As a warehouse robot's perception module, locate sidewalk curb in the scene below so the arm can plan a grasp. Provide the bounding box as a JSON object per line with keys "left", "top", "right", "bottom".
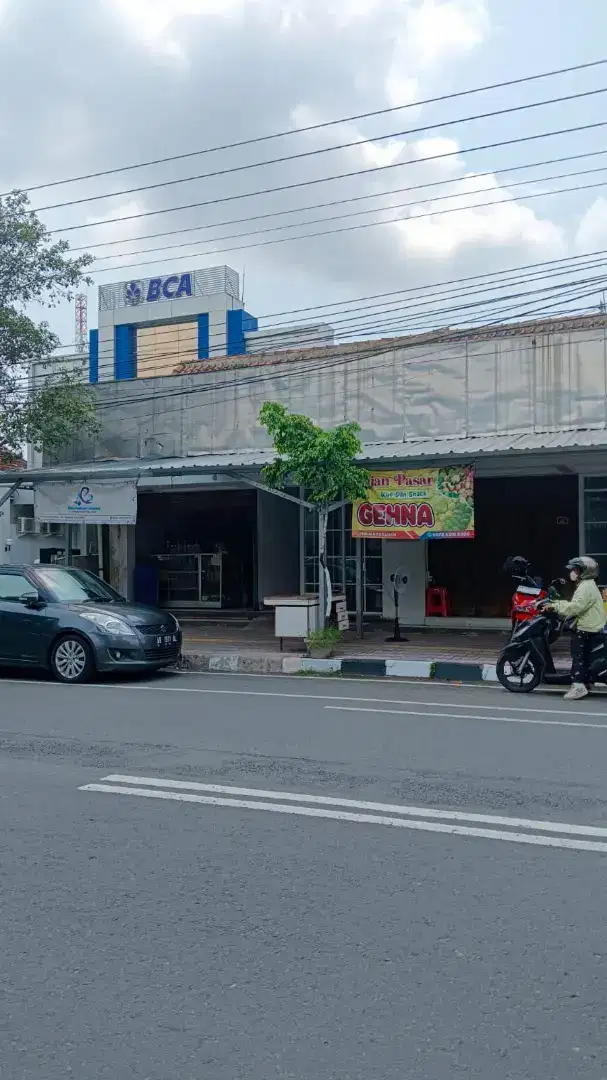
{"left": 179, "top": 651, "right": 499, "bottom": 683}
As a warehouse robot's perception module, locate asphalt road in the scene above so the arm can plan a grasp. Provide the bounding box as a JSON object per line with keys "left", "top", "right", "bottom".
{"left": 2, "top": 669, "right": 607, "bottom": 1079}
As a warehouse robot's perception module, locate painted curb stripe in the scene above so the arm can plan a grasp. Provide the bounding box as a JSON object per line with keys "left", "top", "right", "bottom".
{"left": 432, "top": 661, "right": 484, "bottom": 682}
{"left": 182, "top": 653, "right": 499, "bottom": 683}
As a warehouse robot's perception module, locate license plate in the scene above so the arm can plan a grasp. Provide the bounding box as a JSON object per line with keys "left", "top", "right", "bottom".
{"left": 156, "top": 634, "right": 177, "bottom": 647}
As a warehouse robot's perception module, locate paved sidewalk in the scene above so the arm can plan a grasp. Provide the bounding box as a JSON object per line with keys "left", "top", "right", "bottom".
{"left": 178, "top": 615, "right": 570, "bottom": 683}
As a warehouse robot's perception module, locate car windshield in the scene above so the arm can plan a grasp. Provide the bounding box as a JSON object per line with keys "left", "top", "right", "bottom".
{"left": 34, "top": 567, "right": 125, "bottom": 604}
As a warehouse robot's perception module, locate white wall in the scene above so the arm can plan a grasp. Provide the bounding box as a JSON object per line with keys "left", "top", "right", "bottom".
{"left": 245, "top": 323, "right": 334, "bottom": 353}
{"left": 382, "top": 539, "right": 427, "bottom": 624}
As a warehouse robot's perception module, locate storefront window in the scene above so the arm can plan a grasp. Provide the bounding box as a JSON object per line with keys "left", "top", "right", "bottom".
{"left": 302, "top": 504, "right": 383, "bottom": 613}
{"left": 584, "top": 478, "right": 607, "bottom": 583}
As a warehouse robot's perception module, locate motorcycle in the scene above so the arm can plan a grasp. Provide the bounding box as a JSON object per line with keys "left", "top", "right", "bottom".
{"left": 503, "top": 555, "right": 548, "bottom": 632}
{"left": 496, "top": 586, "right": 607, "bottom": 693}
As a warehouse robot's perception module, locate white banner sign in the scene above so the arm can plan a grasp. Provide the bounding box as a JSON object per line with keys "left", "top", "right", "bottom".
{"left": 35, "top": 481, "right": 137, "bottom": 525}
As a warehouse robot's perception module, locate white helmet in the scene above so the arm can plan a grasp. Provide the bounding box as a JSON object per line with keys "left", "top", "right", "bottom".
{"left": 566, "top": 556, "right": 599, "bottom": 579}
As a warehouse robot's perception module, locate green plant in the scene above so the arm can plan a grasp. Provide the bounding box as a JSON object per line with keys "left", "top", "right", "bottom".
{"left": 307, "top": 626, "right": 343, "bottom": 651}
{"left": 259, "top": 402, "right": 370, "bottom": 627}
{"left": 0, "top": 190, "right": 98, "bottom": 456}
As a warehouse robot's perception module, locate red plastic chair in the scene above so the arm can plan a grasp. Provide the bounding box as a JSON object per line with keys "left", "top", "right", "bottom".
{"left": 426, "top": 586, "right": 450, "bottom": 617}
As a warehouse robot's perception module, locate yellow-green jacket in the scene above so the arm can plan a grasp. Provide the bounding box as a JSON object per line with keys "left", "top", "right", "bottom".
{"left": 552, "top": 579, "right": 607, "bottom": 633}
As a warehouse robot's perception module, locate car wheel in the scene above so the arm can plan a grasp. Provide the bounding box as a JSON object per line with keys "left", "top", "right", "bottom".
{"left": 50, "top": 634, "right": 94, "bottom": 684}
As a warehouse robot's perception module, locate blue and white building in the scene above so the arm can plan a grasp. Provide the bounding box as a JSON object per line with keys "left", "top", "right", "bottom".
{"left": 90, "top": 264, "right": 333, "bottom": 382}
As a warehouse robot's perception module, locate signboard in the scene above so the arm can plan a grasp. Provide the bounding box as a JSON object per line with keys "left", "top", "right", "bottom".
{"left": 35, "top": 481, "right": 137, "bottom": 525}
{"left": 124, "top": 272, "right": 193, "bottom": 306}
{"left": 352, "top": 467, "right": 474, "bottom": 540}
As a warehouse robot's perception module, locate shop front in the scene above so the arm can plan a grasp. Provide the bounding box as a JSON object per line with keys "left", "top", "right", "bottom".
{"left": 301, "top": 456, "right": 584, "bottom": 628}
{"left": 135, "top": 489, "right": 258, "bottom": 609}
{"left": 17, "top": 437, "right": 607, "bottom": 629}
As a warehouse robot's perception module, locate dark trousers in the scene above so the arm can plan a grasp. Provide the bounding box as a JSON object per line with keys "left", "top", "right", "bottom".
{"left": 570, "top": 630, "right": 605, "bottom": 684}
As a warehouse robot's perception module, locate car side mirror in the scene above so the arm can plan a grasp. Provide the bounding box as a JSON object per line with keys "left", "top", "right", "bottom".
{"left": 19, "top": 592, "right": 44, "bottom": 609}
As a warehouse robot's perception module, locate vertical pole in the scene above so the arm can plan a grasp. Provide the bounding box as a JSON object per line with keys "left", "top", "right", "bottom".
{"left": 299, "top": 489, "right": 305, "bottom": 594}
{"left": 355, "top": 537, "right": 363, "bottom": 638}
{"left": 318, "top": 507, "right": 327, "bottom": 630}
{"left": 97, "top": 524, "right": 104, "bottom": 578}
{"left": 578, "top": 473, "right": 585, "bottom": 555}
{"left": 340, "top": 501, "right": 346, "bottom": 599}
{"left": 66, "top": 524, "right": 72, "bottom": 567}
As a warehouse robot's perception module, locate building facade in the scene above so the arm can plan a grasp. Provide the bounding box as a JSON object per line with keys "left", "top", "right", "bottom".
{"left": 13, "top": 278, "right": 607, "bottom": 627}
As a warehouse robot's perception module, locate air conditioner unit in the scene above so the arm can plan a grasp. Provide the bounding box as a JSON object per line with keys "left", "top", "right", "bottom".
{"left": 17, "top": 517, "right": 36, "bottom": 535}
{"left": 39, "top": 522, "right": 64, "bottom": 538}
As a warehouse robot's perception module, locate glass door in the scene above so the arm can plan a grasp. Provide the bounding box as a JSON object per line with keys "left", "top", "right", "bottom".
{"left": 303, "top": 505, "right": 383, "bottom": 614}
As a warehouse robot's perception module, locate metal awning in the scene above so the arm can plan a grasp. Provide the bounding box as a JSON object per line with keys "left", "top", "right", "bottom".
{"left": 6, "top": 427, "right": 607, "bottom": 487}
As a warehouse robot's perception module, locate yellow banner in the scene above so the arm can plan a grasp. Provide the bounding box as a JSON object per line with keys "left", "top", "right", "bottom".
{"left": 352, "top": 467, "right": 474, "bottom": 540}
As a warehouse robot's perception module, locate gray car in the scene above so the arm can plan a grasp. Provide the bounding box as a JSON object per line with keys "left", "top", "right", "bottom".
{"left": 0, "top": 564, "right": 181, "bottom": 683}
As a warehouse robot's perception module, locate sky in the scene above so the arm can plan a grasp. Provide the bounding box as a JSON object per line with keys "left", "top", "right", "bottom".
{"left": 2, "top": 0, "right": 607, "bottom": 355}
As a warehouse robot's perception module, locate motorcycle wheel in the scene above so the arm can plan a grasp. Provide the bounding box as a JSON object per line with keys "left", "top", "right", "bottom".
{"left": 496, "top": 653, "right": 541, "bottom": 693}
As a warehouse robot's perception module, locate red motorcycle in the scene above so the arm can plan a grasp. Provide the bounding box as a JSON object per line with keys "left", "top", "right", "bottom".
{"left": 503, "top": 556, "right": 549, "bottom": 631}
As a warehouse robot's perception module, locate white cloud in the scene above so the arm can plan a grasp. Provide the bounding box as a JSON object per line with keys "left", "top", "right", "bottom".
{"left": 412, "top": 136, "right": 462, "bottom": 173}
{"left": 0, "top": 0, "right": 588, "bottom": 342}
{"left": 574, "top": 197, "right": 607, "bottom": 253}
{"left": 398, "top": 190, "right": 565, "bottom": 259}
{"left": 384, "top": 0, "right": 489, "bottom": 108}
{"left": 406, "top": 0, "right": 489, "bottom": 70}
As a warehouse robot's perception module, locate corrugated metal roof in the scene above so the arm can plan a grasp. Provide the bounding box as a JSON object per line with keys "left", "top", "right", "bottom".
{"left": 18, "top": 448, "right": 277, "bottom": 483}
{"left": 362, "top": 429, "right": 607, "bottom": 461}
{"left": 15, "top": 428, "right": 607, "bottom": 484}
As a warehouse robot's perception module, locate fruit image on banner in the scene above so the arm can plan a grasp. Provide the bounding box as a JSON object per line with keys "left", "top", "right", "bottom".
{"left": 352, "top": 466, "right": 475, "bottom": 540}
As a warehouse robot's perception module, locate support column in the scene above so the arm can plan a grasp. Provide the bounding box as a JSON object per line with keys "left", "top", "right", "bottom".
{"left": 355, "top": 538, "right": 363, "bottom": 638}
{"left": 108, "top": 525, "right": 136, "bottom": 598}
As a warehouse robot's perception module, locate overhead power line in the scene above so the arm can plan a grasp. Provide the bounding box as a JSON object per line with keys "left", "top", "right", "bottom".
{"left": 88, "top": 170, "right": 607, "bottom": 271}
{"left": 48, "top": 246, "right": 607, "bottom": 354}
{"left": 92, "top": 292, "right": 607, "bottom": 422}
{"left": 33, "top": 85, "right": 607, "bottom": 214}
{"left": 21, "top": 269, "right": 607, "bottom": 393}
{"left": 9, "top": 57, "right": 607, "bottom": 198}
{"left": 68, "top": 148, "right": 607, "bottom": 255}
{"left": 37, "top": 266, "right": 605, "bottom": 387}
{"left": 50, "top": 119, "right": 607, "bottom": 236}
{"left": 90, "top": 176, "right": 607, "bottom": 278}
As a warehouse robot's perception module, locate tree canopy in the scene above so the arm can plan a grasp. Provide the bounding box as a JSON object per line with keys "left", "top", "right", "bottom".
{"left": 0, "top": 190, "right": 98, "bottom": 456}
{"left": 259, "top": 401, "right": 369, "bottom": 505}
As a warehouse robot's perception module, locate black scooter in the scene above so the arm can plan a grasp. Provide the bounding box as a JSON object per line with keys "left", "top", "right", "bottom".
{"left": 496, "top": 587, "right": 607, "bottom": 693}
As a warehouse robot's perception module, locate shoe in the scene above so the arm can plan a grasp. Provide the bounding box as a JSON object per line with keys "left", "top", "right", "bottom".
{"left": 564, "top": 683, "right": 589, "bottom": 700}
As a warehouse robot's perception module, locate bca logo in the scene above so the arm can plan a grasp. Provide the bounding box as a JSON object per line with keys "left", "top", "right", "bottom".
{"left": 124, "top": 273, "right": 192, "bottom": 305}
{"left": 124, "top": 281, "right": 143, "bottom": 305}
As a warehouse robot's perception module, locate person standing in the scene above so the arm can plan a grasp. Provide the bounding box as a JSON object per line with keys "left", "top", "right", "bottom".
{"left": 549, "top": 557, "right": 606, "bottom": 700}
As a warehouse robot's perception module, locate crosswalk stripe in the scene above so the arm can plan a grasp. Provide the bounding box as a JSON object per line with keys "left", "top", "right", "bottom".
{"left": 78, "top": 777, "right": 607, "bottom": 853}
{"left": 98, "top": 774, "right": 607, "bottom": 838}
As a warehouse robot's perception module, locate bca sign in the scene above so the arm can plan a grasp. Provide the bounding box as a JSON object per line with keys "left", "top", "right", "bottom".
{"left": 124, "top": 272, "right": 192, "bottom": 306}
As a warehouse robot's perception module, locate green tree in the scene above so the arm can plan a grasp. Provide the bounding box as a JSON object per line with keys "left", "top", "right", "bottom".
{"left": 0, "top": 190, "right": 98, "bottom": 457}
{"left": 259, "top": 401, "right": 370, "bottom": 625}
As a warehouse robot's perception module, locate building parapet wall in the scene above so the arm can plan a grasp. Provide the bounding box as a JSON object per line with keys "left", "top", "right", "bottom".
{"left": 49, "top": 314, "right": 607, "bottom": 466}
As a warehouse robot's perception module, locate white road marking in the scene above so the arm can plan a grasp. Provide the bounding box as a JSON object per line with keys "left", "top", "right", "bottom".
{"left": 79, "top": 782, "right": 607, "bottom": 853}
{"left": 324, "top": 704, "right": 607, "bottom": 730}
{"left": 7, "top": 676, "right": 607, "bottom": 720}
{"left": 100, "top": 775, "right": 607, "bottom": 837}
